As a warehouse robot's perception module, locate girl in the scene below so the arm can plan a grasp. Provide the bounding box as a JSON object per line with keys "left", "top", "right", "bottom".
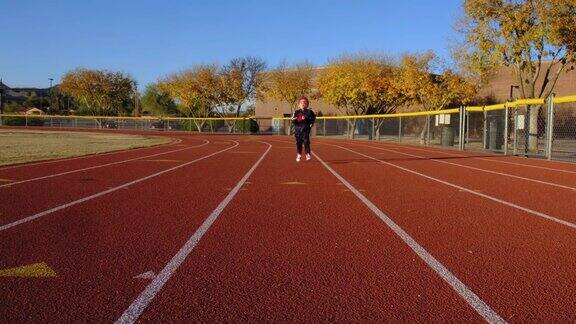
{"left": 291, "top": 96, "right": 316, "bottom": 162}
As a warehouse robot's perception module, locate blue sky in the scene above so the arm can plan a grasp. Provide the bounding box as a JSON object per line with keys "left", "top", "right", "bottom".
{"left": 0, "top": 0, "right": 464, "bottom": 88}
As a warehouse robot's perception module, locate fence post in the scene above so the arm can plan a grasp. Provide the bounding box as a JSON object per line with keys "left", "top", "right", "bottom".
{"left": 546, "top": 94, "right": 555, "bottom": 160}
{"left": 323, "top": 119, "right": 326, "bottom": 137}
{"left": 458, "top": 106, "right": 466, "bottom": 151}
{"left": 482, "top": 108, "right": 487, "bottom": 149}
{"left": 398, "top": 116, "right": 402, "bottom": 142}
{"left": 524, "top": 106, "right": 530, "bottom": 156}
{"left": 504, "top": 106, "right": 509, "bottom": 155}
{"left": 513, "top": 109, "right": 518, "bottom": 155}
{"left": 426, "top": 115, "right": 431, "bottom": 145}
{"left": 466, "top": 110, "right": 470, "bottom": 149}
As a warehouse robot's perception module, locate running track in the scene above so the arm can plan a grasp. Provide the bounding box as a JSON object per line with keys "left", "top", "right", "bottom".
{"left": 1, "top": 130, "right": 575, "bottom": 322}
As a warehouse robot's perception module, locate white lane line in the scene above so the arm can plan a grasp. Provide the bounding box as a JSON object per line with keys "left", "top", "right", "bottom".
{"left": 116, "top": 142, "right": 272, "bottom": 324}
{"left": 475, "top": 157, "right": 576, "bottom": 174}
{"left": 372, "top": 141, "right": 576, "bottom": 175}
{"left": 0, "top": 140, "right": 210, "bottom": 189}
{"left": 0, "top": 141, "right": 240, "bottom": 232}
{"left": 329, "top": 144, "right": 576, "bottom": 230}
{"left": 313, "top": 151, "right": 505, "bottom": 324}
{"left": 0, "top": 137, "right": 183, "bottom": 171}
{"left": 351, "top": 143, "right": 576, "bottom": 191}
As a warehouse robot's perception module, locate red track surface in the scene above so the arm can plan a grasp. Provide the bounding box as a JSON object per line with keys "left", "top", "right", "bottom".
{"left": 1, "top": 130, "right": 575, "bottom": 322}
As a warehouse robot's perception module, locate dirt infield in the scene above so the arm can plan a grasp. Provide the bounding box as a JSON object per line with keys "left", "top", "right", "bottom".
{"left": 0, "top": 130, "right": 172, "bottom": 166}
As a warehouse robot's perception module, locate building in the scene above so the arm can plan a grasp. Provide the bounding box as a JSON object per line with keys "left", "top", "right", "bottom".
{"left": 14, "top": 107, "right": 45, "bottom": 115}
{"left": 478, "top": 63, "right": 576, "bottom": 102}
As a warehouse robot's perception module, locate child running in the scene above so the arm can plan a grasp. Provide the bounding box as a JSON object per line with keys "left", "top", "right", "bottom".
{"left": 291, "top": 96, "right": 316, "bottom": 162}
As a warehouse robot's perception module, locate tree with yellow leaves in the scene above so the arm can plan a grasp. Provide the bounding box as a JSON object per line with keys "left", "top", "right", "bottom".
{"left": 317, "top": 54, "right": 407, "bottom": 139}
{"left": 158, "top": 65, "right": 220, "bottom": 132}
{"left": 457, "top": 0, "right": 576, "bottom": 152}
{"left": 217, "top": 57, "right": 266, "bottom": 132}
{"left": 263, "top": 61, "right": 315, "bottom": 114}
{"left": 60, "top": 68, "right": 136, "bottom": 126}
{"left": 220, "top": 57, "right": 267, "bottom": 117}
{"left": 397, "top": 51, "right": 477, "bottom": 143}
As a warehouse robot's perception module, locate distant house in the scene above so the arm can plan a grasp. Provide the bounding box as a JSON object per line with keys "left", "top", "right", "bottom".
{"left": 15, "top": 107, "right": 45, "bottom": 115}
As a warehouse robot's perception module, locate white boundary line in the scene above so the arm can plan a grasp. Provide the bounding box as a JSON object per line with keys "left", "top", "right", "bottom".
{"left": 313, "top": 151, "right": 505, "bottom": 324}
{"left": 328, "top": 143, "right": 576, "bottom": 231}
{"left": 116, "top": 142, "right": 272, "bottom": 324}
{"left": 369, "top": 141, "right": 576, "bottom": 175}
{"left": 0, "top": 136, "right": 184, "bottom": 171}
{"left": 350, "top": 142, "right": 576, "bottom": 191}
{"left": 0, "top": 141, "right": 240, "bottom": 232}
{"left": 0, "top": 140, "right": 210, "bottom": 188}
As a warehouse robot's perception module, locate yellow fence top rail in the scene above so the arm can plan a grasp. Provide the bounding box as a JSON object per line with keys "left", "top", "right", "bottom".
{"left": 554, "top": 95, "right": 576, "bottom": 104}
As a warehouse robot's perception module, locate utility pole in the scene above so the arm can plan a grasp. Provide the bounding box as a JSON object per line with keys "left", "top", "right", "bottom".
{"left": 133, "top": 84, "right": 140, "bottom": 117}
{"left": 48, "top": 78, "right": 54, "bottom": 114}
{"left": 0, "top": 78, "right": 4, "bottom": 114}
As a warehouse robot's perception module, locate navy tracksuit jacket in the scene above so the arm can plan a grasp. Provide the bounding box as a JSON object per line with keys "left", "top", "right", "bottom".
{"left": 292, "top": 108, "right": 316, "bottom": 154}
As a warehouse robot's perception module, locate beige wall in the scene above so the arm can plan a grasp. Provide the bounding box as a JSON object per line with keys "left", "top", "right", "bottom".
{"left": 255, "top": 98, "right": 340, "bottom": 118}
{"left": 478, "top": 63, "right": 576, "bottom": 102}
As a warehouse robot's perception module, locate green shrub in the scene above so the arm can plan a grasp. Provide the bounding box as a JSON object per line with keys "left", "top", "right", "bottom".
{"left": 181, "top": 120, "right": 199, "bottom": 131}
{"left": 1, "top": 116, "right": 45, "bottom": 126}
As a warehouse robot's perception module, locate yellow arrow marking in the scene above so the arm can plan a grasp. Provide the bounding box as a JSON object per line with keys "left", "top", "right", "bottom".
{"left": 0, "top": 262, "right": 57, "bottom": 278}
{"left": 281, "top": 181, "right": 307, "bottom": 185}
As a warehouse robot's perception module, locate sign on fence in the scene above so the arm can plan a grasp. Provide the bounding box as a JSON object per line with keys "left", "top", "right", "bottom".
{"left": 435, "top": 114, "right": 451, "bottom": 126}
{"left": 517, "top": 114, "right": 525, "bottom": 130}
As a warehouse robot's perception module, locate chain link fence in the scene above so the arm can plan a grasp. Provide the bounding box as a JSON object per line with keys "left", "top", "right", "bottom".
{"left": 460, "top": 96, "right": 576, "bottom": 162}
{"left": 512, "top": 104, "right": 548, "bottom": 157}
{"left": 312, "top": 110, "right": 463, "bottom": 150}
{"left": 0, "top": 115, "right": 278, "bottom": 135}
{"left": 2, "top": 95, "right": 576, "bottom": 162}
{"left": 550, "top": 100, "right": 576, "bottom": 161}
